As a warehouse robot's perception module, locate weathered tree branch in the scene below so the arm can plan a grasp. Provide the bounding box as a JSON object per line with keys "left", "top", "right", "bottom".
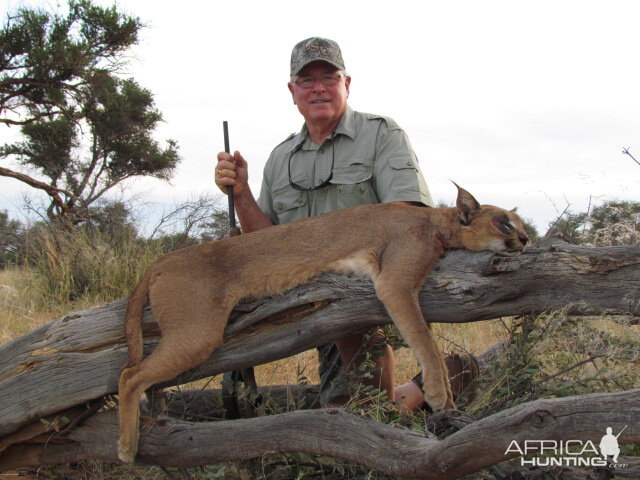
{"left": 0, "top": 239, "right": 638, "bottom": 475}
{"left": 1, "top": 390, "right": 638, "bottom": 479}
{"left": 0, "top": 165, "right": 80, "bottom": 213}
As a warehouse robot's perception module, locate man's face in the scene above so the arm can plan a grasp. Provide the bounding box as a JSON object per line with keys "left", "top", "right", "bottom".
{"left": 288, "top": 61, "right": 351, "bottom": 127}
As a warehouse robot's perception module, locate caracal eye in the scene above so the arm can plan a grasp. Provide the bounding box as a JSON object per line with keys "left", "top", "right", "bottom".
{"left": 492, "top": 219, "right": 512, "bottom": 235}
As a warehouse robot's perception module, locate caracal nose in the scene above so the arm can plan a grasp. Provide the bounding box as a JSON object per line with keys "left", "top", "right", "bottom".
{"left": 518, "top": 232, "right": 529, "bottom": 246}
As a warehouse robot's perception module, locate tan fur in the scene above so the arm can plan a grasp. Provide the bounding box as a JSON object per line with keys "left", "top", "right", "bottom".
{"left": 117, "top": 186, "right": 529, "bottom": 463}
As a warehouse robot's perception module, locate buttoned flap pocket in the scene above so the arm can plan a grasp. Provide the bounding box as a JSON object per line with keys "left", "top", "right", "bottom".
{"left": 272, "top": 182, "right": 307, "bottom": 223}
{"left": 388, "top": 155, "right": 417, "bottom": 171}
{"left": 387, "top": 155, "right": 421, "bottom": 192}
{"left": 330, "top": 160, "right": 373, "bottom": 189}
{"left": 330, "top": 160, "right": 376, "bottom": 207}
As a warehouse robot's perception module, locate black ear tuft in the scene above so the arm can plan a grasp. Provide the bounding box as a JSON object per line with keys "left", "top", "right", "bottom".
{"left": 452, "top": 181, "right": 481, "bottom": 225}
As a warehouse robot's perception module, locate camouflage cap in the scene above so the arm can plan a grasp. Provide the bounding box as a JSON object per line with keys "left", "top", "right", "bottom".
{"left": 290, "top": 37, "right": 346, "bottom": 76}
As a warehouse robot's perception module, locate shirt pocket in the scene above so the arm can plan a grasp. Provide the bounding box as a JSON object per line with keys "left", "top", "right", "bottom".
{"left": 387, "top": 155, "right": 420, "bottom": 192}
{"left": 330, "top": 160, "right": 377, "bottom": 209}
{"left": 271, "top": 182, "right": 308, "bottom": 224}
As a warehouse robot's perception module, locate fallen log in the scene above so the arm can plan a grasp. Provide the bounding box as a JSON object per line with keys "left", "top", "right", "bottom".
{"left": 0, "top": 239, "right": 638, "bottom": 446}
{"left": 1, "top": 389, "right": 639, "bottom": 480}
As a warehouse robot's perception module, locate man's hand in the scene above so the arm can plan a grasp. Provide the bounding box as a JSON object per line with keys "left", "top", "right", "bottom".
{"left": 214, "top": 150, "right": 274, "bottom": 233}
{"left": 215, "top": 151, "right": 249, "bottom": 198}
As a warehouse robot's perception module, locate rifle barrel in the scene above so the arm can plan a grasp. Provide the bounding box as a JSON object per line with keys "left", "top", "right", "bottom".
{"left": 223, "top": 121, "right": 236, "bottom": 229}
{"left": 615, "top": 425, "right": 628, "bottom": 439}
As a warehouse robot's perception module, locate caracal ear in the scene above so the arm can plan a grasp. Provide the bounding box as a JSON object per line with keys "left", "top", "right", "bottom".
{"left": 453, "top": 181, "right": 481, "bottom": 225}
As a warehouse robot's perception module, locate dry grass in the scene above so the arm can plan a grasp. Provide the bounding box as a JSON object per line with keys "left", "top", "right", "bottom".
{"left": 1, "top": 268, "right": 61, "bottom": 344}
{"left": 230, "top": 311, "right": 513, "bottom": 390}
{"left": 227, "top": 322, "right": 508, "bottom": 391}
{"left": 0, "top": 267, "right": 104, "bottom": 345}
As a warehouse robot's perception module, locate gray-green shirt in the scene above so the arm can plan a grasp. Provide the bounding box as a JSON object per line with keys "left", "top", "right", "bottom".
{"left": 257, "top": 106, "right": 433, "bottom": 225}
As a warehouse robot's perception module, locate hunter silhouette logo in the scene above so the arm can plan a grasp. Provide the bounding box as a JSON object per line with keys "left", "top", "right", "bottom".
{"left": 599, "top": 426, "right": 626, "bottom": 463}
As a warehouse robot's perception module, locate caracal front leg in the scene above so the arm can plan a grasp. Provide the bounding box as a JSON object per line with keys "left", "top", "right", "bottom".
{"left": 375, "top": 280, "right": 455, "bottom": 411}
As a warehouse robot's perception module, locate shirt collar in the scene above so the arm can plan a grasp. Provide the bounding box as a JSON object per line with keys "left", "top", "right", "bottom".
{"left": 334, "top": 105, "right": 356, "bottom": 140}
{"left": 287, "top": 105, "right": 356, "bottom": 153}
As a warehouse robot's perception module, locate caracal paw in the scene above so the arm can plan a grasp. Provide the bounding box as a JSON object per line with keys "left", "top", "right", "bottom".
{"left": 118, "top": 439, "right": 137, "bottom": 464}
{"left": 423, "top": 390, "right": 456, "bottom": 412}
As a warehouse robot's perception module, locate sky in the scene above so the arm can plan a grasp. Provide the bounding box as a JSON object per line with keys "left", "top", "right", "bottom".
{"left": 1, "top": 0, "right": 639, "bottom": 235}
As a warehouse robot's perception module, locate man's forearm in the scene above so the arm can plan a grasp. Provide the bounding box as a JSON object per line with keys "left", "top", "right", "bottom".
{"left": 233, "top": 189, "right": 274, "bottom": 233}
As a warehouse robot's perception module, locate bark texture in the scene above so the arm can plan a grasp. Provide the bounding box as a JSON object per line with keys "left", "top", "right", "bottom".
{"left": 1, "top": 390, "right": 639, "bottom": 480}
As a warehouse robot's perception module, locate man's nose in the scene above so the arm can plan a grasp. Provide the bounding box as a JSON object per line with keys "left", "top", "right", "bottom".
{"left": 312, "top": 78, "right": 326, "bottom": 91}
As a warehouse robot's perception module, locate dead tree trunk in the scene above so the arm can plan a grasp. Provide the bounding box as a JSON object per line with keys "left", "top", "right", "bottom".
{"left": 0, "top": 239, "right": 638, "bottom": 475}
{"left": 2, "top": 390, "right": 639, "bottom": 479}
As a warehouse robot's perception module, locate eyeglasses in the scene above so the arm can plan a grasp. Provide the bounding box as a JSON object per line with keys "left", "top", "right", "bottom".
{"left": 288, "top": 142, "right": 335, "bottom": 192}
{"left": 291, "top": 73, "right": 347, "bottom": 89}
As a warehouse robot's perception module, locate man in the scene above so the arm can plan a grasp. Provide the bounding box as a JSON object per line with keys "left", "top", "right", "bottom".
{"left": 600, "top": 427, "right": 621, "bottom": 463}
{"left": 215, "top": 37, "right": 433, "bottom": 409}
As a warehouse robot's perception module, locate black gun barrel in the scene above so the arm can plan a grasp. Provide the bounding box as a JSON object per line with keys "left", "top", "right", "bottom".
{"left": 223, "top": 121, "right": 236, "bottom": 229}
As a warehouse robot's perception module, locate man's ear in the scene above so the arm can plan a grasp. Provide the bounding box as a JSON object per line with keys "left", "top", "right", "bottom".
{"left": 453, "top": 181, "right": 481, "bottom": 225}
{"left": 287, "top": 82, "right": 296, "bottom": 105}
{"left": 345, "top": 75, "right": 351, "bottom": 97}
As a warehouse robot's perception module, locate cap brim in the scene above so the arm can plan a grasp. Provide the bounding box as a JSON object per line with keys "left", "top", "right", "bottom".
{"left": 291, "top": 59, "right": 345, "bottom": 76}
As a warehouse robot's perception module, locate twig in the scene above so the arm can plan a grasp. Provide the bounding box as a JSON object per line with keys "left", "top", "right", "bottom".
{"left": 544, "top": 203, "right": 571, "bottom": 238}
{"left": 488, "top": 354, "right": 603, "bottom": 414}
{"left": 582, "top": 195, "right": 593, "bottom": 237}
{"left": 159, "top": 466, "right": 180, "bottom": 480}
{"left": 622, "top": 147, "right": 640, "bottom": 167}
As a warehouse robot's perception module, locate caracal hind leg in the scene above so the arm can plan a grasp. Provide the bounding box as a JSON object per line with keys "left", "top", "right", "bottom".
{"left": 118, "top": 306, "right": 229, "bottom": 463}
{"left": 375, "top": 280, "right": 455, "bottom": 411}
{"left": 145, "top": 386, "right": 167, "bottom": 416}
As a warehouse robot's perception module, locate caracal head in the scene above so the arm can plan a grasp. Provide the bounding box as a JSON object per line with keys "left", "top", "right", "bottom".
{"left": 454, "top": 183, "right": 529, "bottom": 256}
